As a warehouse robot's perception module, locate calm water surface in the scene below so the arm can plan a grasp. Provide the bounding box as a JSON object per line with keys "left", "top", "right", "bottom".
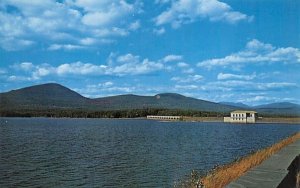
{"left": 0, "top": 118, "right": 299, "bottom": 187}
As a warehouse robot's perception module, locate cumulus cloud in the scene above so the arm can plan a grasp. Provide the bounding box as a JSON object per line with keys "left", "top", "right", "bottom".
{"left": 80, "top": 1, "right": 135, "bottom": 27}
{"left": 154, "top": 0, "right": 252, "bottom": 28}
{"left": 217, "top": 72, "right": 256, "bottom": 80}
{"left": 0, "top": 0, "right": 142, "bottom": 51}
{"left": 7, "top": 53, "right": 177, "bottom": 81}
{"left": 111, "top": 53, "right": 165, "bottom": 75}
{"left": 55, "top": 62, "right": 107, "bottom": 75}
{"left": 198, "top": 39, "right": 300, "bottom": 68}
{"left": 177, "top": 62, "right": 189, "bottom": 67}
{"left": 162, "top": 54, "right": 183, "bottom": 62}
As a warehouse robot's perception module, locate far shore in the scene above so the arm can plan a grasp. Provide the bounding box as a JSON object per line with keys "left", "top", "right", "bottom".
{"left": 181, "top": 116, "right": 300, "bottom": 124}
{"left": 1, "top": 116, "right": 300, "bottom": 124}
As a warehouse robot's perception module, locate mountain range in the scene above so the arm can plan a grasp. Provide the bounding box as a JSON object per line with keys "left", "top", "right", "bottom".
{"left": 1, "top": 83, "right": 299, "bottom": 116}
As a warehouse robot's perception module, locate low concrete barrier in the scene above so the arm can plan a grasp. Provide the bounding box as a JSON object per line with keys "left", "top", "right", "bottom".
{"left": 227, "top": 139, "right": 300, "bottom": 188}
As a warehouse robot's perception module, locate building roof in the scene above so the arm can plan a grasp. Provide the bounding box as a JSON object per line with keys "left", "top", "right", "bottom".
{"left": 231, "top": 110, "right": 257, "bottom": 113}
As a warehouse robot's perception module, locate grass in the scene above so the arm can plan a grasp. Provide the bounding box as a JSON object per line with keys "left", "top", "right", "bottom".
{"left": 200, "top": 132, "right": 300, "bottom": 188}
{"left": 177, "top": 132, "right": 300, "bottom": 188}
{"left": 297, "top": 173, "right": 300, "bottom": 188}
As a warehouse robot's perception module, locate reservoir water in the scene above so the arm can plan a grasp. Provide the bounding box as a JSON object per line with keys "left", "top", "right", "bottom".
{"left": 0, "top": 118, "right": 299, "bottom": 187}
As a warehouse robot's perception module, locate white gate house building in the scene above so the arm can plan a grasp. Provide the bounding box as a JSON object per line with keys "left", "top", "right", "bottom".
{"left": 224, "top": 110, "right": 258, "bottom": 123}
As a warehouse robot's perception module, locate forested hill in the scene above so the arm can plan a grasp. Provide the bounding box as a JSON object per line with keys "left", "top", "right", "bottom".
{"left": 0, "top": 83, "right": 236, "bottom": 112}
{"left": 0, "top": 83, "right": 299, "bottom": 117}
{"left": 0, "top": 83, "right": 89, "bottom": 110}
{"left": 92, "top": 93, "right": 236, "bottom": 112}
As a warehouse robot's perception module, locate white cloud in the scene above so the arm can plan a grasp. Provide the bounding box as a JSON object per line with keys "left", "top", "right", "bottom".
{"left": 0, "top": 68, "right": 6, "bottom": 74}
{"left": 112, "top": 54, "right": 164, "bottom": 75}
{"left": 163, "top": 54, "right": 183, "bottom": 62}
{"left": 177, "top": 62, "right": 189, "bottom": 67}
{"left": 154, "top": 0, "right": 252, "bottom": 28}
{"left": 0, "top": 37, "right": 35, "bottom": 51}
{"left": 11, "top": 62, "right": 34, "bottom": 71}
{"left": 175, "top": 84, "right": 199, "bottom": 90}
{"left": 213, "top": 91, "right": 299, "bottom": 106}
{"left": 257, "top": 82, "right": 297, "bottom": 90}
{"left": 7, "top": 75, "right": 17, "bottom": 81}
{"left": 8, "top": 53, "right": 174, "bottom": 80}
{"left": 153, "top": 27, "right": 166, "bottom": 35}
{"left": 129, "top": 20, "right": 141, "bottom": 31}
{"left": 217, "top": 72, "right": 256, "bottom": 80}
{"left": 48, "top": 44, "right": 86, "bottom": 51}
{"left": 182, "top": 68, "right": 194, "bottom": 74}
{"left": 198, "top": 39, "right": 300, "bottom": 68}
{"left": 171, "top": 74, "right": 203, "bottom": 83}
{"left": 237, "top": 96, "right": 279, "bottom": 104}
{"left": 56, "top": 62, "right": 108, "bottom": 75}
{"left": 101, "top": 81, "right": 114, "bottom": 87}
{"left": 81, "top": 2, "right": 135, "bottom": 27}
{"left": 79, "top": 38, "right": 97, "bottom": 45}
{"left": 155, "top": 0, "right": 172, "bottom": 4}
{"left": 73, "top": 81, "right": 137, "bottom": 98}
{"left": 0, "top": 0, "right": 142, "bottom": 51}
{"left": 19, "top": 62, "right": 34, "bottom": 71}
{"left": 7, "top": 75, "right": 35, "bottom": 82}
{"left": 203, "top": 80, "right": 297, "bottom": 92}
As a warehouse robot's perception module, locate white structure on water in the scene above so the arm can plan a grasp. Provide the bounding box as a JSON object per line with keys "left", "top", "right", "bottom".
{"left": 147, "top": 115, "right": 182, "bottom": 120}
{"left": 224, "top": 110, "right": 258, "bottom": 123}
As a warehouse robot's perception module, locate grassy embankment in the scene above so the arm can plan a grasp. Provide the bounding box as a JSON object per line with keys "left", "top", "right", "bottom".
{"left": 176, "top": 132, "right": 300, "bottom": 188}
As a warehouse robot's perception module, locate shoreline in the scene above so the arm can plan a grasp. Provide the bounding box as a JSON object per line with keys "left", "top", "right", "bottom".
{"left": 1, "top": 116, "right": 300, "bottom": 124}
{"left": 185, "top": 132, "right": 300, "bottom": 188}
{"left": 181, "top": 116, "right": 300, "bottom": 124}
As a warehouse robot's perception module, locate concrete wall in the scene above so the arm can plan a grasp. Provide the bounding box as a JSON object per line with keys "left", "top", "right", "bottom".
{"left": 147, "top": 115, "right": 182, "bottom": 120}
{"left": 224, "top": 117, "right": 231, "bottom": 123}
{"left": 246, "top": 117, "right": 256, "bottom": 123}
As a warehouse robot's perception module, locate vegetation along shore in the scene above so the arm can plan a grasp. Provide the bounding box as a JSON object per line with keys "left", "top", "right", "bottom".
{"left": 176, "top": 132, "right": 300, "bottom": 188}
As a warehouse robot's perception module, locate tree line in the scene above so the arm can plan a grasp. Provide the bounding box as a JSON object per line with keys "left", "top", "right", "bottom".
{"left": 0, "top": 108, "right": 229, "bottom": 118}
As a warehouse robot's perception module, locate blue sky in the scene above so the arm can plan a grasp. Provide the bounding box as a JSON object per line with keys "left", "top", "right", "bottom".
{"left": 0, "top": 0, "right": 299, "bottom": 105}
